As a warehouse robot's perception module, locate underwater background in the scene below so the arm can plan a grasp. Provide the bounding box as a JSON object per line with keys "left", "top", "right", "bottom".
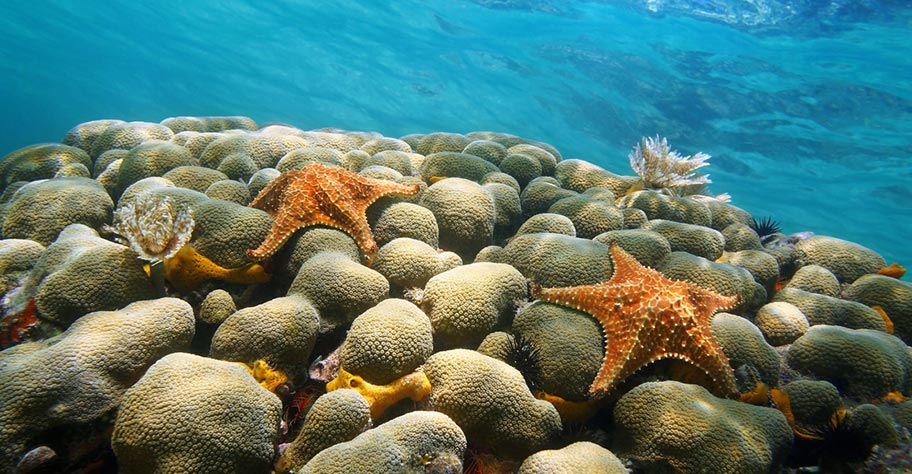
{"left": 1, "top": 0, "right": 909, "bottom": 269}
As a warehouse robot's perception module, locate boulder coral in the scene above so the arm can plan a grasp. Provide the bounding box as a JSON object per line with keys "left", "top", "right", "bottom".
{"left": 298, "top": 411, "right": 466, "bottom": 474}
{"left": 721, "top": 222, "right": 764, "bottom": 251}
{"left": 519, "top": 178, "right": 578, "bottom": 217}
{"left": 513, "top": 212, "right": 576, "bottom": 238}
{"left": 500, "top": 233, "right": 612, "bottom": 288}
{"left": 339, "top": 298, "right": 434, "bottom": 385}
{"left": 161, "top": 165, "right": 228, "bottom": 193}
{"left": 499, "top": 152, "right": 543, "bottom": 187}
{"left": 618, "top": 189, "right": 712, "bottom": 227}
{"left": 423, "top": 349, "right": 562, "bottom": 459}
{"left": 548, "top": 195, "right": 624, "bottom": 239}
{"left": 288, "top": 251, "right": 389, "bottom": 333}
{"left": 793, "top": 236, "right": 886, "bottom": 283}
{"left": 517, "top": 442, "right": 628, "bottom": 474}
{"left": 198, "top": 288, "right": 236, "bottom": 325}
{"left": 723, "top": 249, "right": 780, "bottom": 292}
{"left": 26, "top": 224, "right": 156, "bottom": 326}
{"left": 115, "top": 141, "right": 196, "bottom": 195}
{"left": 0, "top": 143, "right": 92, "bottom": 189}
{"left": 422, "top": 262, "right": 527, "bottom": 347}
{"left": 420, "top": 151, "right": 499, "bottom": 182}
{"left": 754, "top": 301, "right": 810, "bottom": 346}
{"left": 111, "top": 352, "right": 281, "bottom": 474}
{"left": 772, "top": 287, "right": 887, "bottom": 332}
{"left": 210, "top": 295, "right": 319, "bottom": 376}
{"left": 463, "top": 139, "right": 508, "bottom": 165}
{"left": 511, "top": 301, "right": 603, "bottom": 401}
{"left": 372, "top": 238, "right": 451, "bottom": 291}
{"left": 160, "top": 115, "right": 256, "bottom": 133}
{"left": 276, "top": 146, "right": 345, "bottom": 172}
{"left": 592, "top": 228, "right": 672, "bottom": 269}
{"left": 416, "top": 132, "right": 473, "bottom": 155}
{"left": 613, "top": 380, "right": 793, "bottom": 474}
{"left": 657, "top": 251, "right": 757, "bottom": 313}
{"left": 280, "top": 227, "right": 361, "bottom": 279}
{"left": 205, "top": 179, "right": 251, "bottom": 205}
{"left": 642, "top": 219, "right": 725, "bottom": 260}
{"left": 783, "top": 264, "right": 841, "bottom": 297}
{"left": 88, "top": 121, "right": 174, "bottom": 159}
{"left": 0, "top": 238, "right": 44, "bottom": 295}
{"left": 845, "top": 274, "right": 912, "bottom": 344}
{"left": 199, "top": 132, "right": 310, "bottom": 169}
{"left": 507, "top": 143, "right": 559, "bottom": 175}
{"left": 189, "top": 198, "right": 273, "bottom": 268}
{"left": 2, "top": 177, "right": 113, "bottom": 245}
{"left": 553, "top": 159, "right": 634, "bottom": 195}
{"left": 418, "top": 177, "right": 495, "bottom": 260}
{"left": 61, "top": 119, "right": 125, "bottom": 153}
{"left": 0, "top": 298, "right": 195, "bottom": 471}
{"left": 785, "top": 325, "right": 912, "bottom": 399}
{"left": 274, "top": 389, "right": 372, "bottom": 472}
{"left": 779, "top": 379, "right": 843, "bottom": 439}
{"left": 711, "top": 313, "right": 781, "bottom": 389}
{"left": 483, "top": 182, "right": 522, "bottom": 240}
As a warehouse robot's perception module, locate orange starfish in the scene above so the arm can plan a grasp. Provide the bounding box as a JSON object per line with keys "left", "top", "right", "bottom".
{"left": 247, "top": 162, "right": 420, "bottom": 265}
{"left": 531, "top": 243, "right": 739, "bottom": 398}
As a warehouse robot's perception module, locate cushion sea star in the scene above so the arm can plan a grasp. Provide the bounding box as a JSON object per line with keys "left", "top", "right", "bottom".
{"left": 531, "top": 243, "right": 740, "bottom": 398}
{"left": 247, "top": 163, "right": 421, "bottom": 266}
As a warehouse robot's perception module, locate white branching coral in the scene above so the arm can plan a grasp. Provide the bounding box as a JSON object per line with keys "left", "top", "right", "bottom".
{"left": 106, "top": 193, "right": 195, "bottom": 262}
{"left": 629, "top": 135, "right": 712, "bottom": 190}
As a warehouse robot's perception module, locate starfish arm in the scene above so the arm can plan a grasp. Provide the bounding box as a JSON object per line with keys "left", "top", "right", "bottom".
{"left": 607, "top": 242, "right": 664, "bottom": 284}
{"left": 689, "top": 285, "right": 740, "bottom": 318}
{"left": 249, "top": 171, "right": 297, "bottom": 217}
{"left": 246, "top": 209, "right": 307, "bottom": 261}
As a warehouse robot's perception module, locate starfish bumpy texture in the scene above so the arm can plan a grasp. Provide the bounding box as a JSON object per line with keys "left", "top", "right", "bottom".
{"left": 247, "top": 162, "right": 421, "bottom": 265}
{"left": 531, "top": 243, "right": 739, "bottom": 398}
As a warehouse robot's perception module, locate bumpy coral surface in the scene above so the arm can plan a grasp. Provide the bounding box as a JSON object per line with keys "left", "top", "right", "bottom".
{"left": 288, "top": 251, "right": 389, "bottom": 332}
{"left": 0, "top": 298, "right": 195, "bottom": 470}
{"left": 299, "top": 411, "right": 466, "bottom": 474}
{"left": 845, "top": 274, "right": 912, "bottom": 344}
{"left": 423, "top": 349, "right": 562, "bottom": 459}
{"left": 512, "top": 301, "right": 603, "bottom": 401}
{"left": 0, "top": 143, "right": 92, "bottom": 188}
{"left": 785, "top": 325, "right": 912, "bottom": 399}
{"left": 418, "top": 177, "right": 495, "bottom": 259}
{"left": 773, "top": 287, "right": 887, "bottom": 332}
{"left": 711, "top": 312, "right": 781, "bottom": 388}
{"left": 517, "top": 441, "right": 627, "bottom": 474}
{"left": 111, "top": 352, "right": 281, "bottom": 474}
{"left": 275, "top": 389, "right": 371, "bottom": 472}
{"left": 793, "top": 235, "right": 886, "bottom": 283}
{"left": 613, "top": 381, "right": 793, "bottom": 474}
{"left": 27, "top": 224, "right": 157, "bottom": 325}
{"left": 2, "top": 177, "right": 113, "bottom": 245}
{"left": 500, "top": 232, "right": 612, "bottom": 287}
{"left": 422, "top": 262, "right": 527, "bottom": 347}
{"left": 339, "top": 298, "right": 433, "bottom": 384}
{"left": 210, "top": 295, "right": 319, "bottom": 375}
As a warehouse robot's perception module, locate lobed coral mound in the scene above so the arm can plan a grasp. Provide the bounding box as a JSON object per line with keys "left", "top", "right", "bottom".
{"left": 1, "top": 119, "right": 910, "bottom": 473}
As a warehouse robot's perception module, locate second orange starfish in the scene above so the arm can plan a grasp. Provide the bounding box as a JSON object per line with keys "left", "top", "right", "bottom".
{"left": 247, "top": 162, "right": 421, "bottom": 266}
{"left": 532, "top": 243, "right": 740, "bottom": 398}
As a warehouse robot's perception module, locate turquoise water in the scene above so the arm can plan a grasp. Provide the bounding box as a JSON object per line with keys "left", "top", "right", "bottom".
{"left": 2, "top": 1, "right": 909, "bottom": 268}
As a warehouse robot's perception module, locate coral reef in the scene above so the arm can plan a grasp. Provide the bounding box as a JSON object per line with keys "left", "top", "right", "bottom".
{"left": 3, "top": 118, "right": 909, "bottom": 473}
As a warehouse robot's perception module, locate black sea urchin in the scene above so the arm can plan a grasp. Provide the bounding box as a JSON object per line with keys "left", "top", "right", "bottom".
{"left": 749, "top": 216, "right": 782, "bottom": 238}
{"left": 506, "top": 332, "right": 543, "bottom": 391}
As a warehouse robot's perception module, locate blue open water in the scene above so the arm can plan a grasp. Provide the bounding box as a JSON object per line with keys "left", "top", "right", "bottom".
{"left": 1, "top": 0, "right": 909, "bottom": 268}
